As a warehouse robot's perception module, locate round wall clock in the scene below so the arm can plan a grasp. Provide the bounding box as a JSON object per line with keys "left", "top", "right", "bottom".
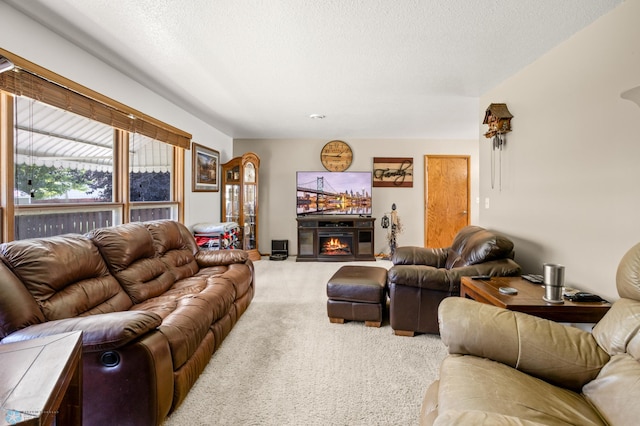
{"left": 320, "top": 140, "right": 353, "bottom": 172}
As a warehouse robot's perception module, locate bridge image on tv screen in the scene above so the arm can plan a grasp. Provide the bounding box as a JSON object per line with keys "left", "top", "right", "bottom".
{"left": 296, "top": 171, "right": 372, "bottom": 216}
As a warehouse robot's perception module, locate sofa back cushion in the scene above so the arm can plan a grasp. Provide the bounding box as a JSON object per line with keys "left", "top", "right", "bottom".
{"left": 144, "top": 220, "right": 199, "bottom": 281}
{"left": 592, "top": 298, "right": 640, "bottom": 356}
{"left": 445, "top": 226, "right": 515, "bottom": 269}
{"left": 0, "top": 235, "right": 132, "bottom": 322}
{"left": 0, "top": 255, "right": 45, "bottom": 339}
{"left": 90, "top": 223, "right": 174, "bottom": 304}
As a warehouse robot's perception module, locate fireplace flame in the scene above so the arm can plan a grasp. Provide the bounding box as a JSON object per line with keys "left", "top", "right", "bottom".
{"left": 322, "top": 237, "right": 351, "bottom": 255}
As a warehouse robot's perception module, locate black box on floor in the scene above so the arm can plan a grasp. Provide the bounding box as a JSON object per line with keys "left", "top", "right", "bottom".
{"left": 270, "top": 240, "right": 288, "bottom": 260}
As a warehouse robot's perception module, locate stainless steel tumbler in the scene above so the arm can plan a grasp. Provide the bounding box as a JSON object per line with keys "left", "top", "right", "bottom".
{"left": 543, "top": 263, "right": 565, "bottom": 303}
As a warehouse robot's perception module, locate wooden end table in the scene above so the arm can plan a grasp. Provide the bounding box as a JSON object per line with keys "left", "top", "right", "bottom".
{"left": 460, "top": 276, "right": 611, "bottom": 323}
{"left": 0, "top": 331, "right": 82, "bottom": 426}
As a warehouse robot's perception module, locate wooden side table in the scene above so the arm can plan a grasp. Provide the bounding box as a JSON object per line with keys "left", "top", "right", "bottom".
{"left": 0, "top": 331, "right": 82, "bottom": 426}
{"left": 460, "top": 276, "right": 611, "bottom": 323}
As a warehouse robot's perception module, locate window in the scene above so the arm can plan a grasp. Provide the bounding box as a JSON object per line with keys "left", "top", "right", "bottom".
{"left": 13, "top": 98, "right": 117, "bottom": 239}
{"left": 129, "top": 133, "right": 177, "bottom": 223}
{"left": 130, "top": 133, "right": 172, "bottom": 202}
{"left": 0, "top": 49, "right": 189, "bottom": 241}
{"left": 14, "top": 97, "right": 114, "bottom": 205}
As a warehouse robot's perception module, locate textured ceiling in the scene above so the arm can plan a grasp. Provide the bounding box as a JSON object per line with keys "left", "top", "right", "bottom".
{"left": 3, "top": 0, "right": 622, "bottom": 139}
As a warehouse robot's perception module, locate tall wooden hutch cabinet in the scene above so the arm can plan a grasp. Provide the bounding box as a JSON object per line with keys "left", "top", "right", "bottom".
{"left": 221, "top": 152, "right": 260, "bottom": 261}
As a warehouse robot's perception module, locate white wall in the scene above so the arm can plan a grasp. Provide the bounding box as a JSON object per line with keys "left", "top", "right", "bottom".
{"left": 234, "top": 138, "right": 478, "bottom": 256}
{"left": 0, "top": 3, "right": 232, "bottom": 227}
{"left": 479, "top": 0, "right": 640, "bottom": 300}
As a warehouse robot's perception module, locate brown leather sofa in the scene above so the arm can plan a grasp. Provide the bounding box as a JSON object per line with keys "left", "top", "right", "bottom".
{"left": 422, "top": 242, "right": 640, "bottom": 425}
{"left": 0, "top": 220, "right": 255, "bottom": 425}
{"left": 388, "top": 225, "right": 521, "bottom": 335}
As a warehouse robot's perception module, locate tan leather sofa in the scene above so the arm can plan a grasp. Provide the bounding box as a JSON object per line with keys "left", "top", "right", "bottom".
{"left": 421, "top": 242, "right": 640, "bottom": 425}
{"left": 0, "top": 220, "right": 255, "bottom": 425}
{"left": 388, "top": 226, "right": 521, "bottom": 335}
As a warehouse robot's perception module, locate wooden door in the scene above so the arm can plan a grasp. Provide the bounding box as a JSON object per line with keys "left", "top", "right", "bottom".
{"left": 424, "top": 155, "right": 470, "bottom": 248}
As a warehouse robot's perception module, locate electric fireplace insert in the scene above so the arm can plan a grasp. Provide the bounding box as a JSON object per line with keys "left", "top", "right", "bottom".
{"left": 318, "top": 232, "right": 353, "bottom": 256}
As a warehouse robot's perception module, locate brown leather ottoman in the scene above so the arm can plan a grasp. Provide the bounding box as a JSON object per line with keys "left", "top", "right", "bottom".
{"left": 326, "top": 265, "right": 388, "bottom": 327}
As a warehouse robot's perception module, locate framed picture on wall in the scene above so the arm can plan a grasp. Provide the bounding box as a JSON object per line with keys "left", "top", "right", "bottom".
{"left": 372, "top": 157, "right": 413, "bottom": 187}
{"left": 192, "top": 142, "right": 220, "bottom": 192}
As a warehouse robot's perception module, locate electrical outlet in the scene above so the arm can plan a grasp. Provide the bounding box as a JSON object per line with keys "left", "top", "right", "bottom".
{"left": 484, "top": 197, "right": 490, "bottom": 209}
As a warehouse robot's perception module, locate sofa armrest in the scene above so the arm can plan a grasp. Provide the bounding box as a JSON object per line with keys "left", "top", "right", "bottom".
{"left": 388, "top": 259, "right": 521, "bottom": 292}
{"left": 196, "top": 249, "right": 249, "bottom": 267}
{"left": 1, "top": 310, "right": 162, "bottom": 352}
{"left": 391, "top": 246, "right": 448, "bottom": 267}
{"left": 438, "top": 297, "right": 610, "bottom": 390}
{"left": 388, "top": 265, "right": 453, "bottom": 292}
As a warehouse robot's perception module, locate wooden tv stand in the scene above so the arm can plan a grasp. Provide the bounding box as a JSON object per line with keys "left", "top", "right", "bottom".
{"left": 296, "top": 216, "right": 376, "bottom": 262}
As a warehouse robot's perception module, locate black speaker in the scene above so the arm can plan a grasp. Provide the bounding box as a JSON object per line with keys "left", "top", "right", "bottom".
{"left": 270, "top": 240, "right": 288, "bottom": 260}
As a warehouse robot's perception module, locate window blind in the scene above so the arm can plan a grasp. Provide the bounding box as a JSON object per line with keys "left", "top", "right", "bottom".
{"left": 0, "top": 49, "right": 191, "bottom": 149}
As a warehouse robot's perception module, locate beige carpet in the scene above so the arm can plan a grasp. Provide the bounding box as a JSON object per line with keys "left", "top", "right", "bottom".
{"left": 163, "top": 258, "right": 447, "bottom": 426}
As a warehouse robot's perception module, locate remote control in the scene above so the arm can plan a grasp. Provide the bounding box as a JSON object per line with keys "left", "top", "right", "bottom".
{"left": 470, "top": 275, "right": 491, "bottom": 280}
{"left": 521, "top": 274, "right": 544, "bottom": 284}
{"left": 566, "top": 292, "right": 607, "bottom": 303}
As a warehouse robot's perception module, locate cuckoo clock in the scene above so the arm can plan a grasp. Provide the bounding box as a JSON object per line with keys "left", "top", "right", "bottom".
{"left": 483, "top": 103, "right": 513, "bottom": 138}
{"left": 483, "top": 103, "right": 513, "bottom": 191}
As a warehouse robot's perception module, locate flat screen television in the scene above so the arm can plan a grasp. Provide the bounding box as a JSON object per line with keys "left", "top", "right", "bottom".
{"left": 296, "top": 171, "right": 372, "bottom": 216}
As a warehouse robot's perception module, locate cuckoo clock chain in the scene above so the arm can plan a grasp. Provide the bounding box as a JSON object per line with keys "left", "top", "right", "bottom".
{"left": 483, "top": 103, "right": 513, "bottom": 191}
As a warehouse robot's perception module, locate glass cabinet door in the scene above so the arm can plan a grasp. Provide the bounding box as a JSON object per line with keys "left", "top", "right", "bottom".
{"left": 243, "top": 161, "right": 257, "bottom": 251}
{"left": 243, "top": 184, "right": 256, "bottom": 250}
{"left": 223, "top": 164, "right": 241, "bottom": 223}
{"left": 224, "top": 183, "right": 240, "bottom": 223}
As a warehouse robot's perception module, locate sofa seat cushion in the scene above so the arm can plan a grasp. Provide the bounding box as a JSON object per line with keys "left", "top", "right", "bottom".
{"left": 218, "top": 263, "right": 253, "bottom": 298}
{"left": 197, "top": 279, "right": 237, "bottom": 323}
{"left": 158, "top": 296, "right": 214, "bottom": 369}
{"left": 162, "top": 275, "right": 237, "bottom": 323}
{"left": 130, "top": 275, "right": 236, "bottom": 323}
{"left": 130, "top": 273, "right": 236, "bottom": 369}
{"left": 197, "top": 263, "right": 253, "bottom": 299}
{"left": 161, "top": 276, "right": 208, "bottom": 299}
{"left": 131, "top": 297, "right": 179, "bottom": 320}
{"left": 437, "top": 355, "right": 606, "bottom": 426}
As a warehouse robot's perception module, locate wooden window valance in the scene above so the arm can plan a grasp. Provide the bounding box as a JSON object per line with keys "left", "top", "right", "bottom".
{"left": 0, "top": 49, "right": 191, "bottom": 149}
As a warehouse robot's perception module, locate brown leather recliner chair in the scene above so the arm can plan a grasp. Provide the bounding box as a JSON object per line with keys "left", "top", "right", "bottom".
{"left": 388, "top": 225, "right": 521, "bottom": 336}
